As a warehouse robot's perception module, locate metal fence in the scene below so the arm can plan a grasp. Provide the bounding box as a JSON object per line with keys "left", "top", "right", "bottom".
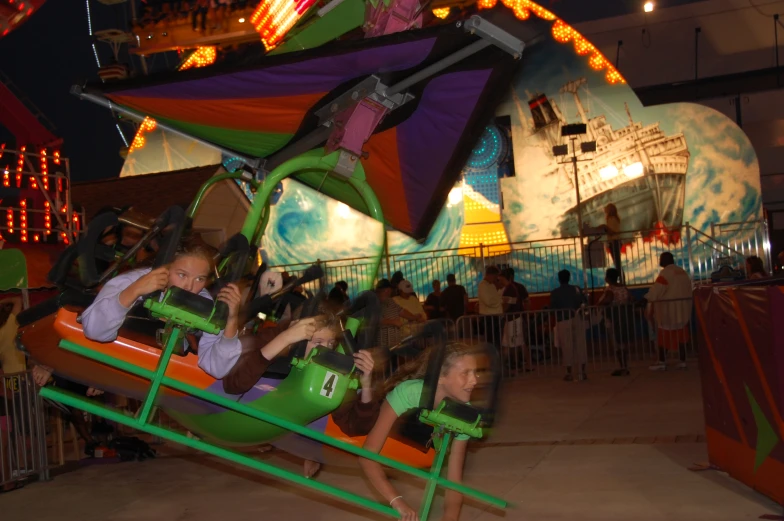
{"left": 270, "top": 220, "right": 769, "bottom": 300}
{"left": 1, "top": 371, "right": 49, "bottom": 488}
{"left": 373, "top": 297, "right": 696, "bottom": 381}
{"left": 452, "top": 298, "right": 696, "bottom": 379}
{"left": 712, "top": 220, "right": 772, "bottom": 271}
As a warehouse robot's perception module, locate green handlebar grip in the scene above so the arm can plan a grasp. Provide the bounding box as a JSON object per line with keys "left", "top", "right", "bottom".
{"left": 419, "top": 400, "right": 484, "bottom": 440}
{"left": 144, "top": 287, "right": 223, "bottom": 335}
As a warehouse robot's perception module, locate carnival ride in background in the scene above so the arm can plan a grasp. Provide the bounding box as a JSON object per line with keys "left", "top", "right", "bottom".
{"left": 0, "top": 0, "right": 45, "bottom": 38}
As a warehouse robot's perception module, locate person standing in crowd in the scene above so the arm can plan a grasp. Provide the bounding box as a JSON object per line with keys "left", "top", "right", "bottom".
{"left": 646, "top": 252, "right": 693, "bottom": 371}
{"left": 393, "top": 280, "right": 427, "bottom": 329}
{"left": 376, "top": 279, "right": 421, "bottom": 353}
{"left": 440, "top": 274, "right": 468, "bottom": 321}
{"left": 390, "top": 271, "right": 405, "bottom": 297}
{"left": 376, "top": 279, "right": 402, "bottom": 353}
{"left": 745, "top": 256, "right": 768, "bottom": 280}
{"left": 550, "top": 270, "right": 588, "bottom": 382}
{"left": 499, "top": 268, "right": 530, "bottom": 372}
{"left": 603, "top": 203, "right": 624, "bottom": 284}
{"left": 478, "top": 266, "right": 503, "bottom": 347}
{"left": 423, "top": 280, "right": 442, "bottom": 320}
{"left": 328, "top": 281, "right": 349, "bottom": 306}
{"left": 595, "top": 268, "right": 633, "bottom": 376}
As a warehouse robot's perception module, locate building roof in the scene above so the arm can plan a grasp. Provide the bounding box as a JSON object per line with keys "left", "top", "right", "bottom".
{"left": 71, "top": 165, "right": 221, "bottom": 220}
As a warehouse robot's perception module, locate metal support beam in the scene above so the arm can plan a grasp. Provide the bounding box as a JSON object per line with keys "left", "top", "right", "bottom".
{"left": 385, "top": 16, "right": 523, "bottom": 97}
{"left": 70, "top": 85, "right": 262, "bottom": 169}
{"left": 263, "top": 125, "right": 333, "bottom": 172}
{"left": 633, "top": 66, "right": 784, "bottom": 106}
{"left": 461, "top": 15, "right": 525, "bottom": 59}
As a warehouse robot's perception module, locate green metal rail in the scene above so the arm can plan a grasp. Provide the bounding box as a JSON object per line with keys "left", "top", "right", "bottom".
{"left": 53, "top": 339, "right": 506, "bottom": 511}
{"left": 39, "top": 386, "right": 400, "bottom": 518}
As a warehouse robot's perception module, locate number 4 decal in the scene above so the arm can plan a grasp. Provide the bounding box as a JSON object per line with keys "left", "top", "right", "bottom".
{"left": 320, "top": 371, "right": 338, "bottom": 398}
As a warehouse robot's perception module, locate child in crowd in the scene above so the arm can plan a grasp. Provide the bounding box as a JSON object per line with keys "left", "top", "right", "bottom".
{"left": 360, "top": 342, "right": 480, "bottom": 521}
{"left": 81, "top": 240, "right": 244, "bottom": 379}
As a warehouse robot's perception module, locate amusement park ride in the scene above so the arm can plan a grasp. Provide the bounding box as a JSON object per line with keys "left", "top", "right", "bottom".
{"left": 5, "top": 0, "right": 628, "bottom": 518}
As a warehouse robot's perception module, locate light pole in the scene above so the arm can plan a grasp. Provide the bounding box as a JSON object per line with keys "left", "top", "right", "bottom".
{"left": 553, "top": 123, "right": 596, "bottom": 288}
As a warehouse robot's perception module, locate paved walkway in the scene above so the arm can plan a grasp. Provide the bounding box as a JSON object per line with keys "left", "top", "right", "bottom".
{"left": 1, "top": 369, "right": 781, "bottom": 521}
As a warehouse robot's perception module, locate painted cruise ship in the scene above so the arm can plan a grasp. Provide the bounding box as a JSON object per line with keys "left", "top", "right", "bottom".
{"left": 523, "top": 78, "right": 689, "bottom": 239}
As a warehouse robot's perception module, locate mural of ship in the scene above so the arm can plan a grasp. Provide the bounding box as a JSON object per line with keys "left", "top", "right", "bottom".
{"left": 523, "top": 78, "right": 689, "bottom": 240}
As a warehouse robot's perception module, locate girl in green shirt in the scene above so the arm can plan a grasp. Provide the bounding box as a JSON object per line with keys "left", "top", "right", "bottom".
{"left": 360, "top": 343, "right": 480, "bottom": 521}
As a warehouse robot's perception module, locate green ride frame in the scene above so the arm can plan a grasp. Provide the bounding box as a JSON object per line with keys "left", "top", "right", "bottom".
{"left": 40, "top": 150, "right": 508, "bottom": 519}
{"left": 187, "top": 149, "right": 383, "bottom": 292}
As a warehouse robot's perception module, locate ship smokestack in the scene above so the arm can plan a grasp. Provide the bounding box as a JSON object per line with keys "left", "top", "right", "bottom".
{"left": 528, "top": 94, "right": 558, "bottom": 130}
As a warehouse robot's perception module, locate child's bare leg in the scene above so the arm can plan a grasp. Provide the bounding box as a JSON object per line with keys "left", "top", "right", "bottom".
{"left": 303, "top": 459, "right": 321, "bottom": 478}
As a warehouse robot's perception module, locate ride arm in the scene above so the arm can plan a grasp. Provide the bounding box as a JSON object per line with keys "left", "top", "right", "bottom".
{"left": 81, "top": 269, "right": 150, "bottom": 342}
{"left": 442, "top": 440, "right": 468, "bottom": 521}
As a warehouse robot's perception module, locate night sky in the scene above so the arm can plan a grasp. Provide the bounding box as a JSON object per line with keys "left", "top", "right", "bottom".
{"left": 0, "top": 0, "right": 701, "bottom": 183}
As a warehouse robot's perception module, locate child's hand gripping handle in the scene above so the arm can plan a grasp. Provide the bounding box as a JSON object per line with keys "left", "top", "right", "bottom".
{"left": 336, "top": 290, "right": 382, "bottom": 373}
{"left": 213, "top": 234, "right": 251, "bottom": 323}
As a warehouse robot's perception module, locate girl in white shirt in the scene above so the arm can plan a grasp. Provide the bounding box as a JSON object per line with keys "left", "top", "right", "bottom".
{"left": 81, "top": 241, "right": 243, "bottom": 379}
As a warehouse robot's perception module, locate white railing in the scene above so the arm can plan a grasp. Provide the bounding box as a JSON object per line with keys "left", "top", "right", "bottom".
{"left": 269, "top": 220, "right": 769, "bottom": 300}
{"left": 712, "top": 220, "right": 771, "bottom": 271}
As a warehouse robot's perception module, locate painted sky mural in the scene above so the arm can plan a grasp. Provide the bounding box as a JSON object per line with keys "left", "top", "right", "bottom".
{"left": 253, "top": 21, "right": 761, "bottom": 298}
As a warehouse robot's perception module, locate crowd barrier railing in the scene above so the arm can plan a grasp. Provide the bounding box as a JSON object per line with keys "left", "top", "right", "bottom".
{"left": 269, "top": 220, "right": 769, "bottom": 301}
{"left": 453, "top": 297, "right": 697, "bottom": 379}
{"left": 1, "top": 371, "right": 49, "bottom": 488}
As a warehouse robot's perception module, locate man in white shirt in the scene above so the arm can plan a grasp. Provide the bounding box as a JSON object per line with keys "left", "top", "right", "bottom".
{"left": 478, "top": 266, "right": 503, "bottom": 346}
{"left": 646, "top": 252, "right": 693, "bottom": 371}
